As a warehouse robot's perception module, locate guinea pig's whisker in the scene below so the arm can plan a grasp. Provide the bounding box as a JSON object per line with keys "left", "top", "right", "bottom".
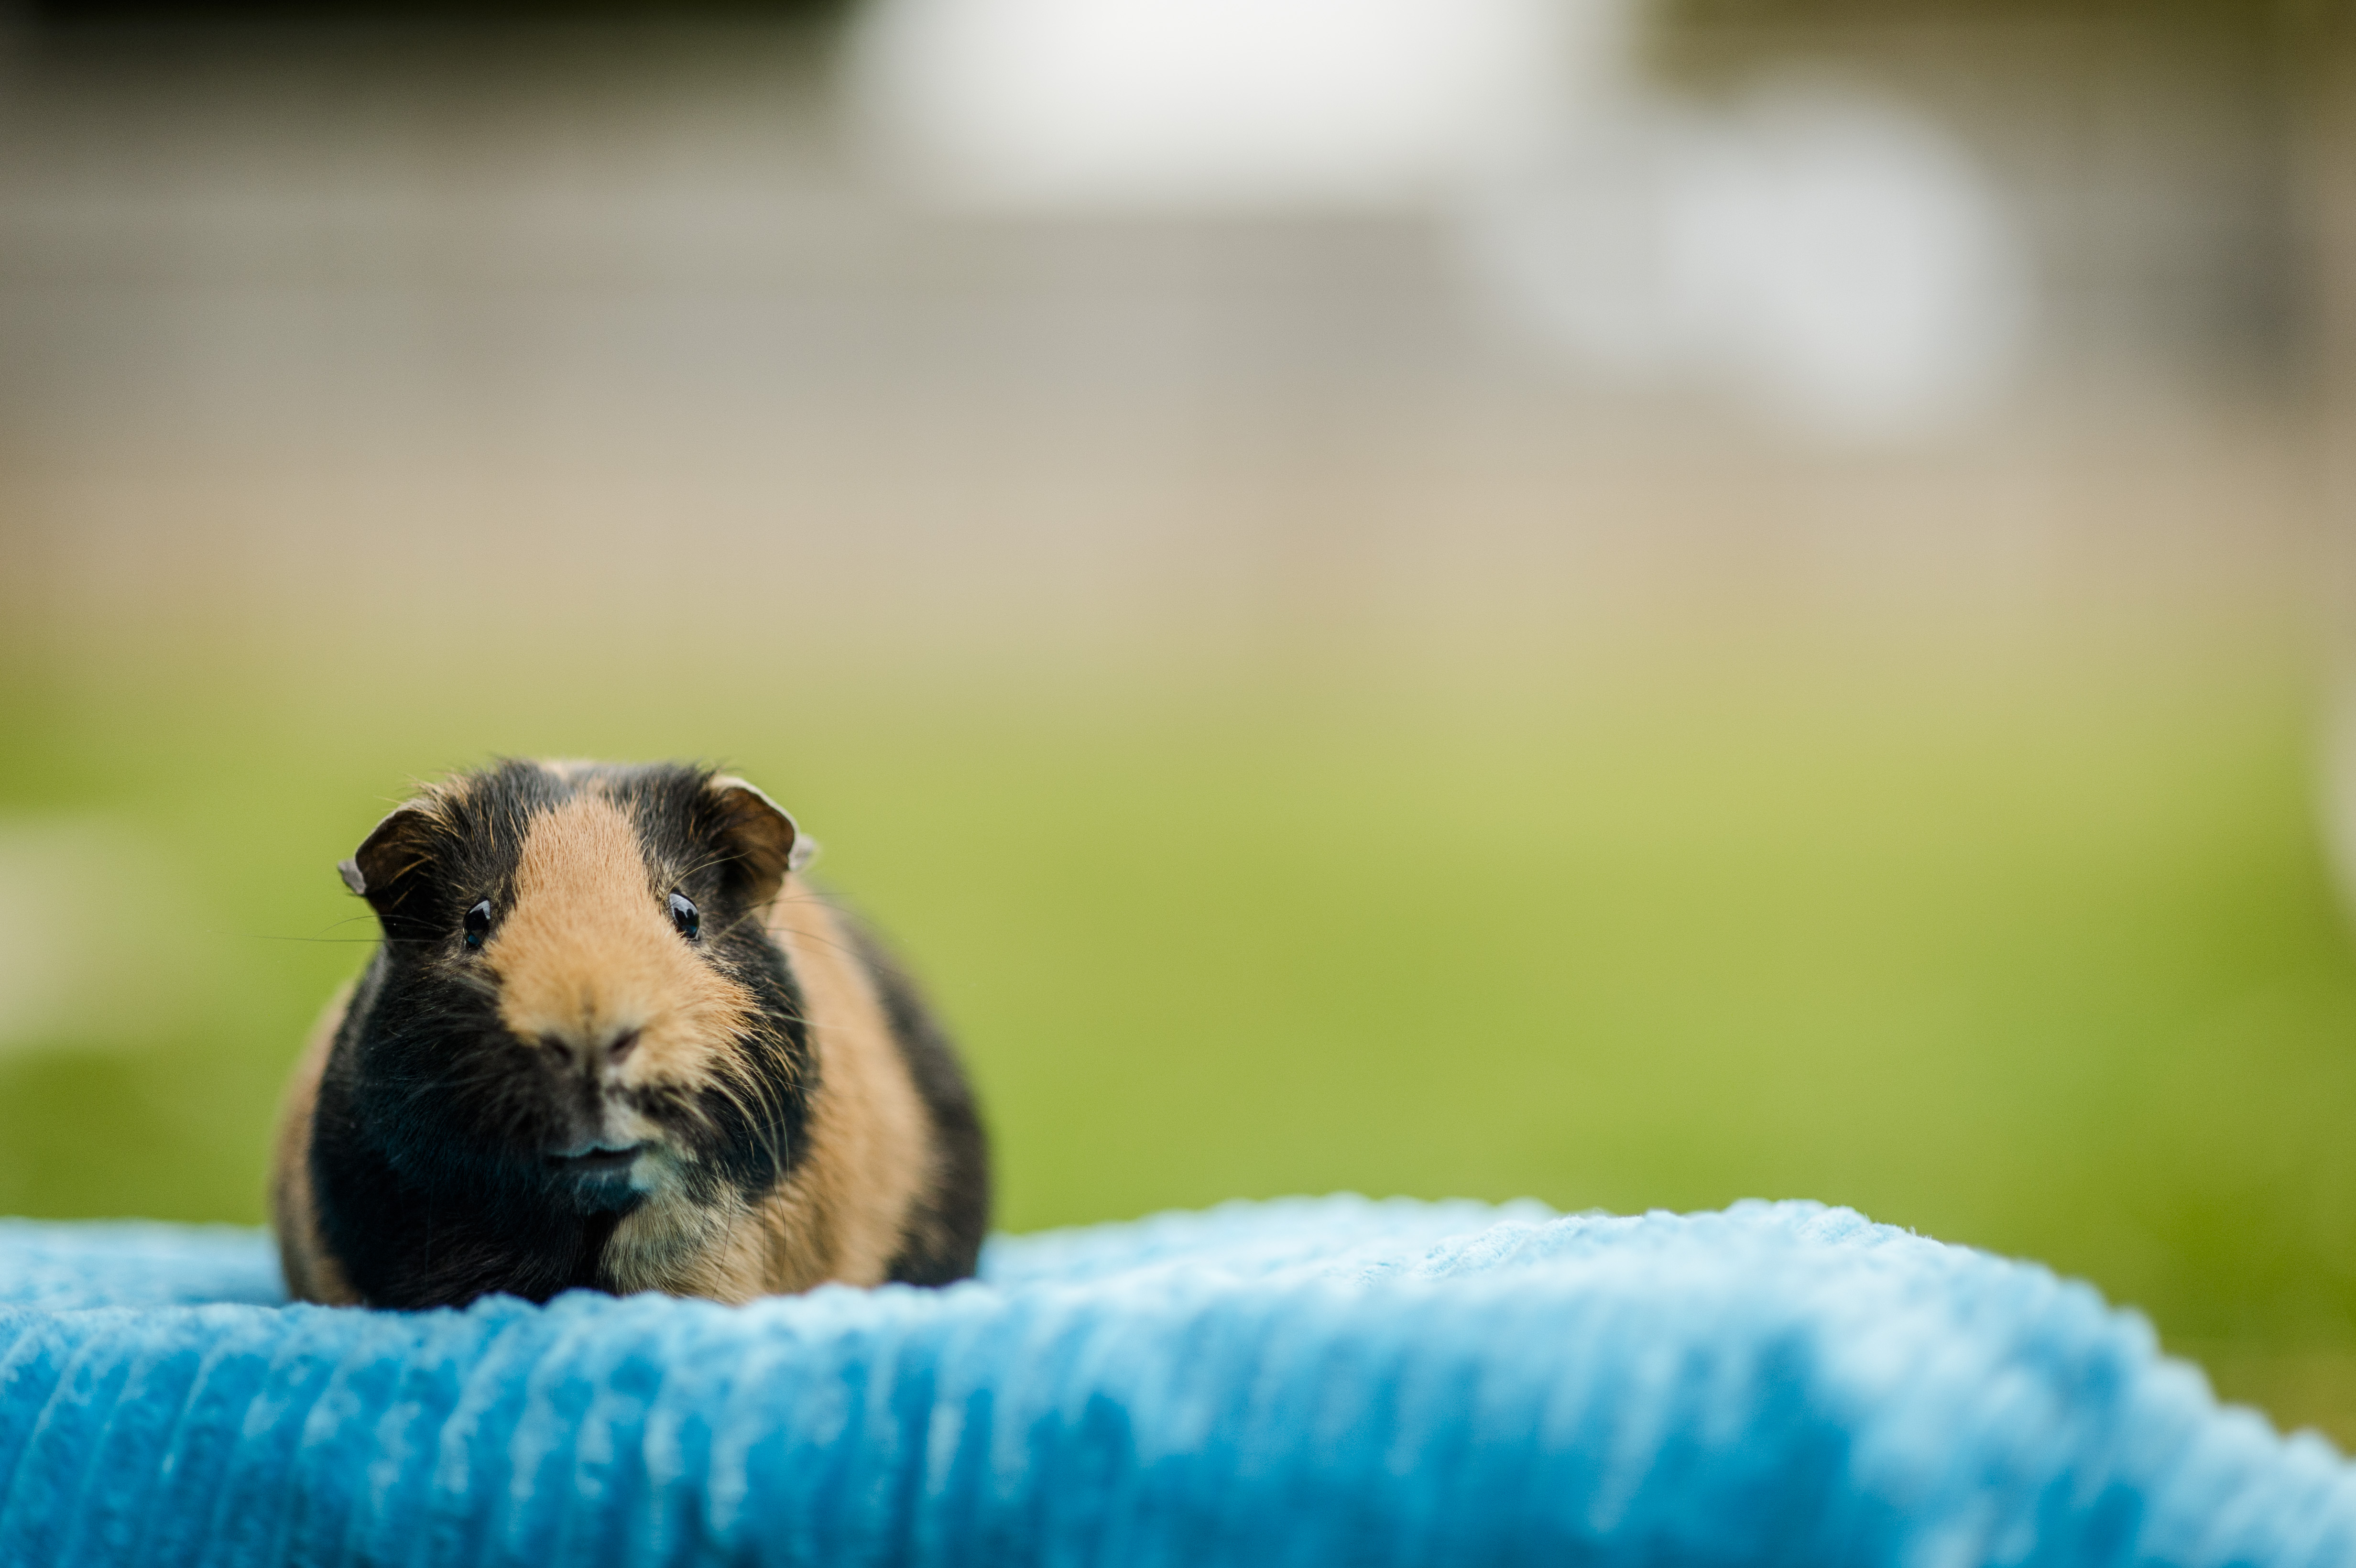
{"left": 389, "top": 1069, "right": 512, "bottom": 1105}
{"left": 742, "top": 1026, "right": 799, "bottom": 1173}
{"left": 671, "top": 848, "right": 745, "bottom": 885}
{"left": 719, "top": 1069, "right": 788, "bottom": 1180}
{"left": 687, "top": 1043, "right": 790, "bottom": 1176}
{"left": 445, "top": 967, "right": 503, "bottom": 1002}
{"left": 709, "top": 910, "right": 768, "bottom": 943}
{"left": 246, "top": 935, "right": 388, "bottom": 944}
{"left": 249, "top": 912, "right": 399, "bottom": 944}
{"left": 752, "top": 919, "right": 868, "bottom": 967}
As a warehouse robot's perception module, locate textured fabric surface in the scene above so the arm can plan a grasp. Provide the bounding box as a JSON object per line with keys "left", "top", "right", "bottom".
{"left": 1, "top": 1197, "right": 2351, "bottom": 1566}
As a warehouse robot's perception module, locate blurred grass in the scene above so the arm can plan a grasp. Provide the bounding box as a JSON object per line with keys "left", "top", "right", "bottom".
{"left": 1, "top": 621, "right": 2352, "bottom": 1438}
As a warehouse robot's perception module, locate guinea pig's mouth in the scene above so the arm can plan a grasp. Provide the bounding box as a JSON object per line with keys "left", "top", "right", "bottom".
{"left": 545, "top": 1141, "right": 648, "bottom": 1177}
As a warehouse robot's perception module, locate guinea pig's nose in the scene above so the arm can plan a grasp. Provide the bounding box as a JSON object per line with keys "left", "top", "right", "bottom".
{"left": 541, "top": 1026, "right": 641, "bottom": 1072}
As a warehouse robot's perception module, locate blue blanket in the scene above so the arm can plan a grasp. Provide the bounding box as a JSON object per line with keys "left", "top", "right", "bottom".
{"left": 1, "top": 1197, "right": 2350, "bottom": 1566}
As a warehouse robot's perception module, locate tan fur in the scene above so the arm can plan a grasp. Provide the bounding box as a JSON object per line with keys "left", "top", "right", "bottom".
{"left": 269, "top": 984, "right": 361, "bottom": 1306}
{"left": 491, "top": 794, "right": 754, "bottom": 1109}
{"left": 758, "top": 887, "right": 934, "bottom": 1286}
{"left": 272, "top": 773, "right": 941, "bottom": 1307}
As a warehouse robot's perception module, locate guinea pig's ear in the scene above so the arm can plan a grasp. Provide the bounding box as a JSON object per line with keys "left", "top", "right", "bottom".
{"left": 706, "top": 775, "right": 815, "bottom": 906}
{"left": 338, "top": 803, "right": 443, "bottom": 932}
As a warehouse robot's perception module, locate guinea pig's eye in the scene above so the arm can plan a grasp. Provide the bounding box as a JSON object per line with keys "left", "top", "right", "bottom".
{"left": 462, "top": 901, "right": 492, "bottom": 949}
{"left": 668, "top": 892, "right": 700, "bottom": 941}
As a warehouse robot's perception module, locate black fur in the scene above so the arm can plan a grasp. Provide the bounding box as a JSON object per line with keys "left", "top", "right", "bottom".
{"left": 312, "top": 760, "right": 818, "bottom": 1309}
{"left": 843, "top": 915, "right": 993, "bottom": 1286}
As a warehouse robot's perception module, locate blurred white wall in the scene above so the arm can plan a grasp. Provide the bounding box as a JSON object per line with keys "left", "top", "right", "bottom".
{"left": 851, "top": 0, "right": 2028, "bottom": 438}
{"left": 1455, "top": 74, "right": 2028, "bottom": 440}
{"left": 850, "top": 0, "right": 1576, "bottom": 210}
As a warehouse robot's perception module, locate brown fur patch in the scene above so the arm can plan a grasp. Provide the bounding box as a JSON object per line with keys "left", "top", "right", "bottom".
{"left": 756, "top": 884, "right": 933, "bottom": 1288}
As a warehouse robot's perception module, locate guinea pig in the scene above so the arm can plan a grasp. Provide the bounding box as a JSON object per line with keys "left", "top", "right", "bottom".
{"left": 270, "top": 759, "right": 989, "bottom": 1309}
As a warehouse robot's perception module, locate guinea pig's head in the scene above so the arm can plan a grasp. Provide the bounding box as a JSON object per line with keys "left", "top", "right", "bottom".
{"left": 335, "top": 760, "right": 816, "bottom": 1223}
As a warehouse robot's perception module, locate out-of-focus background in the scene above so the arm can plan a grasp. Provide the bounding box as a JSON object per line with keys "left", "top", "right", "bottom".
{"left": 6, "top": 0, "right": 2356, "bottom": 1435}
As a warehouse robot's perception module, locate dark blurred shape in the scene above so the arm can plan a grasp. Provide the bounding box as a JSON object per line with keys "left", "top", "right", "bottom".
{"left": 30, "top": 0, "right": 841, "bottom": 24}
{"left": 1666, "top": 0, "right": 2317, "bottom": 30}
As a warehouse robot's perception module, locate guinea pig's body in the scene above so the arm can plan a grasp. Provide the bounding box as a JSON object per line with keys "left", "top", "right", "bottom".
{"left": 272, "top": 760, "right": 988, "bottom": 1309}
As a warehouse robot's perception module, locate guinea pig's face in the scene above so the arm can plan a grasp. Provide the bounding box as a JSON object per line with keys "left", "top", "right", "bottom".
{"left": 338, "top": 761, "right": 811, "bottom": 1218}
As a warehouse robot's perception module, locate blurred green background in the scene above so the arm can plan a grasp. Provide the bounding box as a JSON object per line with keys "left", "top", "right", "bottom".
{"left": 6, "top": 0, "right": 2356, "bottom": 1446}
{"left": 6, "top": 621, "right": 2354, "bottom": 1433}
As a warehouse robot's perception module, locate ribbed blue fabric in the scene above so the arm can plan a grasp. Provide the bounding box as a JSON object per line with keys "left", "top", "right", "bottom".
{"left": 1, "top": 1198, "right": 2350, "bottom": 1566}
